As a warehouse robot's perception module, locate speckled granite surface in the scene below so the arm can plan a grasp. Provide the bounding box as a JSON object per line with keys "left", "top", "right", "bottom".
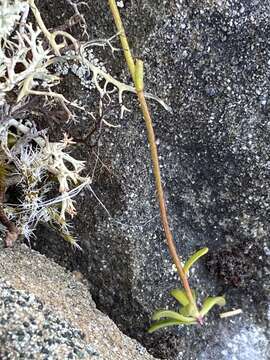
{"left": 0, "top": 245, "right": 155, "bottom": 360}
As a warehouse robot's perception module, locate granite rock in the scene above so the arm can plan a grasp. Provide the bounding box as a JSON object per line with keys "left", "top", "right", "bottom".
{"left": 0, "top": 245, "right": 155, "bottom": 360}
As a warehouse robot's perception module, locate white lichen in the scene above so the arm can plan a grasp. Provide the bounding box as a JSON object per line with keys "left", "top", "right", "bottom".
{"left": 0, "top": 0, "right": 27, "bottom": 39}
{"left": 0, "top": 118, "right": 90, "bottom": 246}
{"left": 0, "top": 0, "right": 170, "bottom": 247}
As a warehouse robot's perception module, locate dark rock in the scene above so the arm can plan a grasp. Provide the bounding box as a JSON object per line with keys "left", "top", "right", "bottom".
{"left": 40, "top": 347, "right": 50, "bottom": 354}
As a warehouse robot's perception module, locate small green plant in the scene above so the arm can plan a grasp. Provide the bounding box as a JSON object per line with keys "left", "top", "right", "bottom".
{"left": 108, "top": 0, "right": 228, "bottom": 331}
{"left": 148, "top": 248, "right": 225, "bottom": 332}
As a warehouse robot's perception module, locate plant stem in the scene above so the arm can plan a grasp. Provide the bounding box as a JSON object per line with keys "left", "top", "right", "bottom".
{"left": 136, "top": 90, "right": 196, "bottom": 306}
{"left": 107, "top": 0, "right": 135, "bottom": 80}
{"left": 108, "top": 0, "right": 199, "bottom": 315}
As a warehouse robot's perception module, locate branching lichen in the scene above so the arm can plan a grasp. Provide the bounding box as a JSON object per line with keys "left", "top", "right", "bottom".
{"left": 0, "top": 0, "right": 170, "bottom": 247}
{"left": 0, "top": 117, "right": 90, "bottom": 247}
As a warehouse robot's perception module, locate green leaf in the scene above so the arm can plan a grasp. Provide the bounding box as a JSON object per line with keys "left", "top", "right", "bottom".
{"left": 183, "top": 247, "right": 209, "bottom": 274}
{"left": 152, "top": 309, "right": 196, "bottom": 324}
{"left": 170, "top": 288, "right": 196, "bottom": 307}
{"left": 170, "top": 288, "right": 189, "bottom": 306}
{"left": 179, "top": 303, "right": 198, "bottom": 318}
{"left": 148, "top": 320, "right": 183, "bottom": 333}
{"left": 135, "top": 59, "right": 144, "bottom": 92}
{"left": 199, "top": 296, "right": 226, "bottom": 317}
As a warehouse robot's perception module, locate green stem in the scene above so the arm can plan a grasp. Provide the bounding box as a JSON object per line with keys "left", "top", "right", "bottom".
{"left": 108, "top": 0, "right": 135, "bottom": 80}
{"left": 108, "top": 0, "right": 199, "bottom": 316}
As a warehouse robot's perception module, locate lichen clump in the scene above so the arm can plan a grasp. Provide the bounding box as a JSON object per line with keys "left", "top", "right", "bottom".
{"left": 0, "top": 0, "right": 90, "bottom": 247}
{"left": 0, "top": 0, "right": 167, "bottom": 248}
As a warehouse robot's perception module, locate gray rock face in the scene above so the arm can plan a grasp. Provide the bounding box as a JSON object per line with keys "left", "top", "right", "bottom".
{"left": 0, "top": 245, "right": 155, "bottom": 360}
{"left": 26, "top": 1, "right": 270, "bottom": 359}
